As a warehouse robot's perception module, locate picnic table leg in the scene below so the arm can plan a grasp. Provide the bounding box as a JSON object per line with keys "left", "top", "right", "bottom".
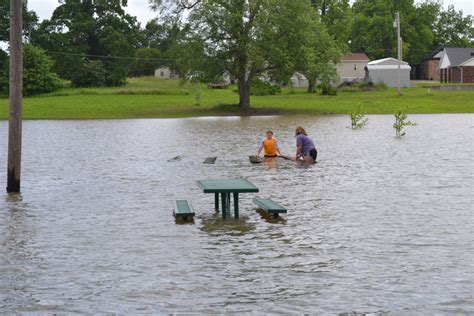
{"left": 221, "top": 193, "right": 227, "bottom": 219}
{"left": 214, "top": 193, "right": 219, "bottom": 211}
{"left": 233, "top": 193, "right": 239, "bottom": 219}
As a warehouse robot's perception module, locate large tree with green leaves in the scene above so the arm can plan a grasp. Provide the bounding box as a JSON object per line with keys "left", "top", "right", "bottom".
{"left": 434, "top": 5, "right": 473, "bottom": 48}
{"left": 1, "top": 45, "right": 63, "bottom": 96}
{"left": 350, "top": 0, "right": 473, "bottom": 65}
{"left": 0, "top": 0, "right": 38, "bottom": 42}
{"left": 296, "top": 10, "right": 340, "bottom": 92}
{"left": 32, "top": 0, "right": 142, "bottom": 86}
{"left": 152, "top": 0, "right": 333, "bottom": 110}
{"left": 311, "top": 0, "right": 352, "bottom": 50}
{"left": 129, "top": 48, "right": 162, "bottom": 76}
{"left": 350, "top": 0, "right": 420, "bottom": 61}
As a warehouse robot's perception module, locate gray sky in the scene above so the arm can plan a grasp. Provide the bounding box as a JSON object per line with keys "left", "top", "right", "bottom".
{"left": 28, "top": 0, "right": 473, "bottom": 25}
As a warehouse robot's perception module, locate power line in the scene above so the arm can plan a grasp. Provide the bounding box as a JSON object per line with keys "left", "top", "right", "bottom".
{"left": 45, "top": 50, "right": 176, "bottom": 62}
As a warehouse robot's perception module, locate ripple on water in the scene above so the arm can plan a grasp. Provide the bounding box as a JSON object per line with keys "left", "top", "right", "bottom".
{"left": 0, "top": 114, "right": 473, "bottom": 314}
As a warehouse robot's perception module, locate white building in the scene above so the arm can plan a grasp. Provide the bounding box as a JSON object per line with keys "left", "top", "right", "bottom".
{"left": 337, "top": 53, "right": 370, "bottom": 82}
{"left": 290, "top": 72, "right": 309, "bottom": 88}
{"left": 364, "top": 58, "right": 411, "bottom": 87}
{"left": 154, "top": 67, "right": 179, "bottom": 79}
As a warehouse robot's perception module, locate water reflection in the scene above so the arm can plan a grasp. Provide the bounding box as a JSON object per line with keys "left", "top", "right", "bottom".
{"left": 255, "top": 208, "right": 288, "bottom": 224}
{"left": 1, "top": 194, "right": 40, "bottom": 310}
{"left": 199, "top": 213, "right": 256, "bottom": 235}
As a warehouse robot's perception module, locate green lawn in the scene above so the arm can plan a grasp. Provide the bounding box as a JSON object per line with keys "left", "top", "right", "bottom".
{"left": 0, "top": 77, "right": 473, "bottom": 119}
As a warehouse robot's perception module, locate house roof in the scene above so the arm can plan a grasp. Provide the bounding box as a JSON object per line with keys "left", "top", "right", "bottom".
{"left": 422, "top": 48, "right": 443, "bottom": 61}
{"left": 459, "top": 57, "right": 474, "bottom": 67}
{"left": 443, "top": 48, "right": 474, "bottom": 67}
{"left": 340, "top": 53, "right": 370, "bottom": 61}
{"left": 366, "top": 64, "right": 411, "bottom": 71}
{"left": 368, "top": 57, "right": 409, "bottom": 66}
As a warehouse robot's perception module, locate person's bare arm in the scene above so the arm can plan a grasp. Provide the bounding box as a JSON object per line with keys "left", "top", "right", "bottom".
{"left": 256, "top": 146, "right": 263, "bottom": 157}
{"left": 276, "top": 140, "right": 282, "bottom": 156}
{"left": 295, "top": 145, "right": 302, "bottom": 159}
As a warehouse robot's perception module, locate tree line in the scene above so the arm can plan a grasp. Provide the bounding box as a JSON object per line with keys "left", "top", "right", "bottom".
{"left": 0, "top": 0, "right": 472, "bottom": 108}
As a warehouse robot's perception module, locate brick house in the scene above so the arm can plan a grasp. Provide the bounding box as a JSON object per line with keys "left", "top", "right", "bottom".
{"left": 451, "top": 58, "right": 474, "bottom": 83}
{"left": 420, "top": 50, "right": 442, "bottom": 80}
{"left": 438, "top": 48, "right": 474, "bottom": 83}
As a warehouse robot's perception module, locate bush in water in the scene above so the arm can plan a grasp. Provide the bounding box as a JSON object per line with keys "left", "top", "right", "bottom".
{"left": 351, "top": 104, "right": 368, "bottom": 129}
{"left": 393, "top": 111, "right": 417, "bottom": 137}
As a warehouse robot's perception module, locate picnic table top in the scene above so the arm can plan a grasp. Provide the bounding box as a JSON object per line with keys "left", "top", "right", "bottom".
{"left": 196, "top": 178, "right": 259, "bottom": 193}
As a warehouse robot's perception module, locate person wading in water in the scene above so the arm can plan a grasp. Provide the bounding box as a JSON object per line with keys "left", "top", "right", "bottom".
{"left": 256, "top": 130, "right": 282, "bottom": 158}
{"left": 293, "top": 126, "right": 317, "bottom": 164}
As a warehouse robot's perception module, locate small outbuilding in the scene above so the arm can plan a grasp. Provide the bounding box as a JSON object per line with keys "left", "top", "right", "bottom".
{"left": 337, "top": 53, "right": 370, "bottom": 83}
{"left": 290, "top": 72, "right": 309, "bottom": 89}
{"left": 364, "top": 58, "right": 411, "bottom": 87}
{"left": 154, "top": 67, "right": 179, "bottom": 79}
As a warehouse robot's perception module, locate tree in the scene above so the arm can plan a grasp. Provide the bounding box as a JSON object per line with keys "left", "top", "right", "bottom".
{"left": 296, "top": 12, "right": 340, "bottom": 92}
{"left": 152, "top": 0, "right": 330, "bottom": 111}
{"left": 32, "top": 0, "right": 142, "bottom": 87}
{"left": 70, "top": 60, "right": 107, "bottom": 87}
{"left": 350, "top": 0, "right": 414, "bottom": 60}
{"left": 0, "top": 0, "right": 38, "bottom": 42}
{"left": 143, "top": 19, "right": 183, "bottom": 54}
{"left": 407, "top": 1, "right": 440, "bottom": 64}
{"left": 129, "top": 48, "right": 162, "bottom": 77}
{"left": 0, "top": 48, "right": 8, "bottom": 95}
{"left": 22, "top": 45, "right": 63, "bottom": 96}
{"left": 311, "top": 0, "right": 352, "bottom": 50}
{"left": 350, "top": 0, "right": 440, "bottom": 66}
{"left": 434, "top": 5, "right": 474, "bottom": 47}
{"left": 1, "top": 45, "right": 63, "bottom": 96}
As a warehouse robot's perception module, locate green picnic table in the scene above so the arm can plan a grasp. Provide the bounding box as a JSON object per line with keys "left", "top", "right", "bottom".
{"left": 196, "top": 178, "right": 259, "bottom": 219}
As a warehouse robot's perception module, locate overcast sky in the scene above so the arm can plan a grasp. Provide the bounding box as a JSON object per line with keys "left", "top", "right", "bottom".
{"left": 28, "top": 0, "right": 473, "bottom": 25}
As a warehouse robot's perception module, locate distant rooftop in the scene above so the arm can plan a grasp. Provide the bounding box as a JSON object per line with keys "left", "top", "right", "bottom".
{"left": 368, "top": 57, "right": 409, "bottom": 66}
{"left": 443, "top": 47, "right": 474, "bottom": 66}
{"left": 340, "top": 53, "right": 370, "bottom": 61}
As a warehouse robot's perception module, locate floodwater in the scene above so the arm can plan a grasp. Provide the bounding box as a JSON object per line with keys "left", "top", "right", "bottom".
{"left": 0, "top": 114, "right": 473, "bottom": 314}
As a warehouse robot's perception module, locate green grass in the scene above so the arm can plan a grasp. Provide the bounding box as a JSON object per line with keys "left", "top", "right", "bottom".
{"left": 0, "top": 77, "right": 473, "bottom": 119}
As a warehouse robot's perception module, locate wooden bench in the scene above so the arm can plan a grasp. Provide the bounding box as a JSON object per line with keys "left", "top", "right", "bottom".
{"left": 253, "top": 198, "right": 287, "bottom": 218}
{"left": 173, "top": 199, "right": 195, "bottom": 220}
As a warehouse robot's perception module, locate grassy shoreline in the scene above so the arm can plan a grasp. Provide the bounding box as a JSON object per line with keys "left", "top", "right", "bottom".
{"left": 0, "top": 77, "right": 473, "bottom": 119}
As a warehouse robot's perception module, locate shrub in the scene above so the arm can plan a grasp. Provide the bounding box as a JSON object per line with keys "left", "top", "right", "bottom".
{"left": 350, "top": 104, "right": 368, "bottom": 129}
{"left": 71, "top": 60, "right": 107, "bottom": 87}
{"left": 374, "top": 82, "right": 388, "bottom": 91}
{"left": 22, "top": 45, "right": 63, "bottom": 96}
{"left": 393, "top": 111, "right": 417, "bottom": 137}
{"left": 251, "top": 79, "right": 281, "bottom": 96}
{"left": 338, "top": 81, "right": 378, "bottom": 93}
{"left": 319, "top": 82, "right": 337, "bottom": 96}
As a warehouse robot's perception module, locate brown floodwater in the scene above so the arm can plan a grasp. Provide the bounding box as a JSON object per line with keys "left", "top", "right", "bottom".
{"left": 0, "top": 114, "right": 473, "bottom": 314}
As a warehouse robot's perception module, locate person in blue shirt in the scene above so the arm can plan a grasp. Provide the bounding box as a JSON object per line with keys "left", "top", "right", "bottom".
{"left": 294, "top": 126, "right": 317, "bottom": 163}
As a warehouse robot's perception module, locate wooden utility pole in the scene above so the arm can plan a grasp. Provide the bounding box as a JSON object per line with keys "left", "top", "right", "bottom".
{"left": 7, "top": 0, "right": 23, "bottom": 193}
{"left": 395, "top": 11, "right": 401, "bottom": 95}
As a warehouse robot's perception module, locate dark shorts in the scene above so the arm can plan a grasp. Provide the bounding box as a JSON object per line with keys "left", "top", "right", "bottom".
{"left": 308, "top": 148, "right": 317, "bottom": 161}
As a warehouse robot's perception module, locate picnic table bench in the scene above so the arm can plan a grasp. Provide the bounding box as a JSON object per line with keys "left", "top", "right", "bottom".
{"left": 173, "top": 199, "right": 195, "bottom": 220}
{"left": 196, "top": 178, "right": 259, "bottom": 219}
{"left": 254, "top": 198, "right": 287, "bottom": 218}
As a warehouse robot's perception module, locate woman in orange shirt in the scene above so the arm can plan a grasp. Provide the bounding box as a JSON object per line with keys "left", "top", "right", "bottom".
{"left": 256, "top": 130, "right": 281, "bottom": 158}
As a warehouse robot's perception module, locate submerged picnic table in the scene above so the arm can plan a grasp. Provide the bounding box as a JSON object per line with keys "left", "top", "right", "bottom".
{"left": 196, "top": 178, "right": 259, "bottom": 219}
